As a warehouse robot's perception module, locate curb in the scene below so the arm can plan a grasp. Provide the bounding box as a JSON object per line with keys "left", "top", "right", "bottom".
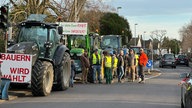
{"left": 145, "top": 72, "right": 162, "bottom": 80}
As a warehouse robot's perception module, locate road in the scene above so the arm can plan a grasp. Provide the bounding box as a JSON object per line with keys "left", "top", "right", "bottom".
{"left": 0, "top": 62, "right": 190, "bottom": 108}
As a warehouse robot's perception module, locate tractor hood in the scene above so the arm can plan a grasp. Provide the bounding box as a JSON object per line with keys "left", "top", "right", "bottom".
{"left": 70, "top": 48, "right": 84, "bottom": 56}
{"left": 7, "top": 42, "right": 39, "bottom": 65}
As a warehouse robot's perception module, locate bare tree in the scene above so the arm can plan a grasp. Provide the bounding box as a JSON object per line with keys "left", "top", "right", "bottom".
{"left": 180, "top": 21, "right": 192, "bottom": 53}
{"left": 150, "top": 30, "right": 167, "bottom": 55}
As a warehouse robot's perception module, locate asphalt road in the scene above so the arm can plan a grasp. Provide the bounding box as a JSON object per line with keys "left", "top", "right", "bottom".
{"left": 0, "top": 62, "right": 190, "bottom": 108}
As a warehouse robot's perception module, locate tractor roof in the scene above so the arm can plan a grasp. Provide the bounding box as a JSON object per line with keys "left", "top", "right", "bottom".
{"left": 18, "top": 14, "right": 58, "bottom": 29}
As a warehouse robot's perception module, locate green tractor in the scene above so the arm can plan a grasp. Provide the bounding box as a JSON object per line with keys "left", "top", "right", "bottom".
{"left": 67, "top": 32, "right": 100, "bottom": 75}
{"left": 6, "top": 14, "right": 71, "bottom": 96}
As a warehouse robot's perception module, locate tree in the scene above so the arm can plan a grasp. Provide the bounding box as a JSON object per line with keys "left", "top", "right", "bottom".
{"left": 150, "top": 30, "right": 167, "bottom": 55}
{"left": 162, "top": 37, "right": 180, "bottom": 54}
{"left": 180, "top": 21, "right": 192, "bottom": 53}
{"left": 99, "top": 12, "right": 132, "bottom": 45}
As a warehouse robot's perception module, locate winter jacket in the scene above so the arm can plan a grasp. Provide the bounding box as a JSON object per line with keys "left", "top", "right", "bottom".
{"left": 80, "top": 54, "right": 90, "bottom": 68}
{"left": 139, "top": 52, "right": 148, "bottom": 66}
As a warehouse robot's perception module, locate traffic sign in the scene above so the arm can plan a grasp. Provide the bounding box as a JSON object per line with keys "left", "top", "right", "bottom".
{"left": 146, "top": 60, "right": 153, "bottom": 68}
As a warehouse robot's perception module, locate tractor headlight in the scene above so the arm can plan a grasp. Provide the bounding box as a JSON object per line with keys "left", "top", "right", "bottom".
{"left": 76, "top": 53, "right": 82, "bottom": 56}
{"left": 15, "top": 49, "right": 25, "bottom": 54}
{"left": 70, "top": 53, "right": 74, "bottom": 56}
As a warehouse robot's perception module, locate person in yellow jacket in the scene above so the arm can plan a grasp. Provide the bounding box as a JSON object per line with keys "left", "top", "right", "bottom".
{"left": 134, "top": 50, "right": 139, "bottom": 80}
{"left": 103, "top": 51, "right": 112, "bottom": 84}
{"left": 90, "top": 49, "right": 102, "bottom": 83}
{"left": 112, "top": 52, "right": 118, "bottom": 78}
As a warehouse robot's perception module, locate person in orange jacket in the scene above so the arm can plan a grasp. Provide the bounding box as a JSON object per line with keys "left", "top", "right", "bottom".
{"left": 138, "top": 48, "right": 148, "bottom": 83}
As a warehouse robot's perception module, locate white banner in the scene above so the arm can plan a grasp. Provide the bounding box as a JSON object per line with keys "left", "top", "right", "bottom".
{"left": 58, "top": 22, "right": 88, "bottom": 35}
{"left": 0, "top": 53, "right": 32, "bottom": 83}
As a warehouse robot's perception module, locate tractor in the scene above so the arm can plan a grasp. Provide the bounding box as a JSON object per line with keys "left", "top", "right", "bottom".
{"left": 2, "top": 14, "right": 71, "bottom": 96}
{"left": 101, "top": 35, "right": 122, "bottom": 54}
{"left": 67, "top": 32, "right": 101, "bottom": 75}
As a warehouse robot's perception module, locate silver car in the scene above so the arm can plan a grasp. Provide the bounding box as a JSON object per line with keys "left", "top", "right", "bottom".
{"left": 159, "top": 54, "right": 176, "bottom": 68}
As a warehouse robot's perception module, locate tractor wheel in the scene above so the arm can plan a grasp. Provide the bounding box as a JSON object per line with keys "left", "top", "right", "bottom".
{"left": 31, "top": 60, "right": 54, "bottom": 96}
{"left": 54, "top": 52, "right": 71, "bottom": 91}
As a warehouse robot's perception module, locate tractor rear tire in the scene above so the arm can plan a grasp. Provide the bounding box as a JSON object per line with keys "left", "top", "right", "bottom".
{"left": 54, "top": 52, "right": 71, "bottom": 91}
{"left": 31, "top": 60, "right": 54, "bottom": 96}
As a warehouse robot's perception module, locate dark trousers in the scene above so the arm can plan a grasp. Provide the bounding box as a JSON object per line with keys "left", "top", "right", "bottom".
{"left": 70, "top": 63, "right": 75, "bottom": 87}
{"left": 104, "top": 67, "right": 112, "bottom": 84}
{"left": 138, "top": 64, "right": 144, "bottom": 81}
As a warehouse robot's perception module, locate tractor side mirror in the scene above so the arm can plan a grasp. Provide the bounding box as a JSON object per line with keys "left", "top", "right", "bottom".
{"left": 58, "top": 26, "right": 63, "bottom": 35}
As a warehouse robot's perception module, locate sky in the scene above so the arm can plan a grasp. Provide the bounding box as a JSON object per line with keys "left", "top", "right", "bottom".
{"left": 103, "top": 0, "right": 192, "bottom": 40}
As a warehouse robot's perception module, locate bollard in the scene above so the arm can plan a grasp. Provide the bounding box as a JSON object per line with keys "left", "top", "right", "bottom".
{"left": 0, "top": 78, "right": 11, "bottom": 100}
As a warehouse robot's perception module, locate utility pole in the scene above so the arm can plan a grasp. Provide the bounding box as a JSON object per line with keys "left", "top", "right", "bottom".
{"left": 134, "top": 23, "right": 138, "bottom": 46}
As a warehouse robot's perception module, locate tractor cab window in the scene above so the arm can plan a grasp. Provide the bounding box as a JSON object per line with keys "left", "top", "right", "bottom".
{"left": 101, "top": 36, "right": 119, "bottom": 49}
{"left": 50, "top": 29, "right": 59, "bottom": 45}
{"left": 18, "top": 26, "right": 47, "bottom": 47}
{"left": 70, "top": 35, "right": 86, "bottom": 48}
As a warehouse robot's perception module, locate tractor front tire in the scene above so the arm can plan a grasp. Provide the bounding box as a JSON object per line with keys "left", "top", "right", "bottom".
{"left": 31, "top": 60, "right": 54, "bottom": 96}
{"left": 54, "top": 52, "right": 71, "bottom": 91}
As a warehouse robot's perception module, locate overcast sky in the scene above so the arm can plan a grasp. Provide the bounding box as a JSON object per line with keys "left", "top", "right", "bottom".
{"left": 103, "top": 0, "right": 192, "bottom": 40}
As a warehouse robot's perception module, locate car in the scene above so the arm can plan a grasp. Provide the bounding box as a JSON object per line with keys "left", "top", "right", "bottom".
{"left": 176, "top": 55, "right": 189, "bottom": 66}
{"left": 159, "top": 53, "right": 176, "bottom": 68}
{"left": 180, "top": 72, "right": 192, "bottom": 108}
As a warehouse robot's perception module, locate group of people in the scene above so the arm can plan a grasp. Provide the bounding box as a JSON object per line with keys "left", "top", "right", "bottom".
{"left": 75, "top": 48, "right": 148, "bottom": 85}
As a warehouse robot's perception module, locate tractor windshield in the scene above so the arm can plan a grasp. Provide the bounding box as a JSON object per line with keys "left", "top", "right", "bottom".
{"left": 70, "top": 35, "right": 86, "bottom": 48}
{"left": 18, "top": 26, "right": 47, "bottom": 47}
{"left": 101, "top": 36, "right": 119, "bottom": 49}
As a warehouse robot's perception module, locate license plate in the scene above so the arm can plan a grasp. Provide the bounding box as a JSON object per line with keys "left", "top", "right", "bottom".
{"left": 167, "top": 62, "right": 172, "bottom": 64}
{"left": 180, "top": 61, "right": 184, "bottom": 63}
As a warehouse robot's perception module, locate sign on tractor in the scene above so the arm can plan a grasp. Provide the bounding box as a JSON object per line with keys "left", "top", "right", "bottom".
{"left": 0, "top": 53, "right": 32, "bottom": 83}
{"left": 59, "top": 22, "right": 88, "bottom": 35}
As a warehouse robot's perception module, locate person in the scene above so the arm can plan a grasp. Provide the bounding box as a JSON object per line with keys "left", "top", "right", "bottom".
{"left": 134, "top": 50, "right": 139, "bottom": 80}
{"left": 117, "top": 50, "right": 124, "bottom": 83}
{"left": 124, "top": 53, "right": 129, "bottom": 78}
{"left": 70, "top": 60, "right": 75, "bottom": 87}
{"left": 127, "top": 49, "right": 136, "bottom": 82}
{"left": 138, "top": 48, "right": 148, "bottom": 83}
{"left": 104, "top": 51, "right": 112, "bottom": 84}
{"left": 90, "top": 49, "right": 102, "bottom": 83}
{"left": 112, "top": 51, "right": 118, "bottom": 79}
{"left": 80, "top": 50, "right": 90, "bottom": 84}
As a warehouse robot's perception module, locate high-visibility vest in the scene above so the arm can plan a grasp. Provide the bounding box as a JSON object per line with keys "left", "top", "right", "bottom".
{"left": 105, "top": 56, "right": 112, "bottom": 68}
{"left": 113, "top": 57, "right": 118, "bottom": 68}
{"left": 92, "top": 53, "right": 101, "bottom": 65}
{"left": 135, "top": 54, "right": 139, "bottom": 66}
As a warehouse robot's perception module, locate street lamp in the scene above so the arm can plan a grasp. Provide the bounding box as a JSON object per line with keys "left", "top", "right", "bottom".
{"left": 117, "top": 7, "right": 122, "bottom": 14}
{"left": 143, "top": 31, "right": 146, "bottom": 48}
{"left": 134, "top": 23, "right": 138, "bottom": 46}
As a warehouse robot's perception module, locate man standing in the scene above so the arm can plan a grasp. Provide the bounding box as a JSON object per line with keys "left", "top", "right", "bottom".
{"left": 127, "top": 49, "right": 136, "bottom": 82}
{"left": 134, "top": 50, "right": 139, "bottom": 80}
{"left": 138, "top": 48, "right": 148, "bottom": 83}
{"left": 90, "top": 49, "right": 102, "bottom": 83}
{"left": 104, "top": 51, "right": 112, "bottom": 84}
{"left": 80, "top": 50, "right": 90, "bottom": 84}
{"left": 117, "top": 50, "right": 124, "bottom": 83}
{"left": 112, "top": 52, "right": 118, "bottom": 78}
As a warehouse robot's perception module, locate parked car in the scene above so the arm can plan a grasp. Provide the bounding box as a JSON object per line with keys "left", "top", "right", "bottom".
{"left": 176, "top": 55, "right": 189, "bottom": 66}
{"left": 180, "top": 72, "right": 192, "bottom": 108}
{"left": 159, "top": 53, "right": 176, "bottom": 68}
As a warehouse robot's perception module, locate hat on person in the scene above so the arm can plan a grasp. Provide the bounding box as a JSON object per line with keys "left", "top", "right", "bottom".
{"left": 109, "top": 51, "right": 113, "bottom": 55}
{"left": 94, "top": 49, "right": 98, "bottom": 52}
{"left": 129, "top": 49, "right": 133, "bottom": 51}
{"left": 140, "top": 48, "right": 144, "bottom": 51}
